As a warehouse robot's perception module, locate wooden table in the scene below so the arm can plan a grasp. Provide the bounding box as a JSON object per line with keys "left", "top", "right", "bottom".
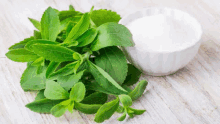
{"left": 1, "top": 0, "right": 220, "bottom": 123}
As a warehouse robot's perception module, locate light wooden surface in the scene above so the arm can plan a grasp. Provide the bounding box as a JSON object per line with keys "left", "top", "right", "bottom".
{"left": 1, "top": 0, "right": 220, "bottom": 124}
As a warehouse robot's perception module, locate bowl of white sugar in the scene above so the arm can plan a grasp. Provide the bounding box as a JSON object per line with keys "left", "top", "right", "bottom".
{"left": 120, "top": 7, "right": 202, "bottom": 76}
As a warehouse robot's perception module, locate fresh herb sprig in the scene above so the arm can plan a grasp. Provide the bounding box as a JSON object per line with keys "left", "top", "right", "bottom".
{"left": 6, "top": 5, "right": 148, "bottom": 123}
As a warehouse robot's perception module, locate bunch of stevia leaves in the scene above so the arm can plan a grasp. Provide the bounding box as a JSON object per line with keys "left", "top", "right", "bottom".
{"left": 5, "top": 5, "right": 148, "bottom": 123}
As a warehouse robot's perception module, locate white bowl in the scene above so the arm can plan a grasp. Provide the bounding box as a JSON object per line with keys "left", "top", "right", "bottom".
{"left": 119, "top": 7, "right": 202, "bottom": 76}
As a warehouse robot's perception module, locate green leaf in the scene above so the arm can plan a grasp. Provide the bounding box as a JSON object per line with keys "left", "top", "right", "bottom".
{"left": 49, "top": 61, "right": 80, "bottom": 80}
{"left": 20, "top": 64, "right": 47, "bottom": 91}
{"left": 74, "top": 102, "right": 101, "bottom": 114}
{"left": 34, "top": 30, "right": 42, "bottom": 39}
{"left": 87, "top": 60, "right": 127, "bottom": 95}
{"left": 44, "top": 80, "right": 69, "bottom": 100}
{"left": 67, "top": 100, "right": 74, "bottom": 113}
{"left": 57, "top": 70, "right": 85, "bottom": 91}
{"left": 36, "top": 65, "right": 44, "bottom": 74}
{"left": 129, "top": 80, "right": 148, "bottom": 101}
{"left": 86, "top": 81, "right": 116, "bottom": 95}
{"left": 127, "top": 107, "right": 146, "bottom": 115}
{"left": 95, "top": 46, "right": 128, "bottom": 85}
{"left": 76, "top": 28, "right": 97, "bottom": 47}
{"left": 31, "top": 57, "right": 44, "bottom": 66}
{"left": 66, "top": 21, "right": 76, "bottom": 36}
{"left": 118, "top": 94, "right": 132, "bottom": 107}
{"left": 94, "top": 98, "right": 119, "bottom": 123}
{"left": 8, "top": 37, "right": 34, "bottom": 50}
{"left": 116, "top": 105, "right": 124, "bottom": 113}
{"left": 50, "top": 99, "right": 71, "bottom": 117}
{"left": 81, "top": 92, "right": 107, "bottom": 104}
{"left": 58, "top": 10, "right": 81, "bottom": 21}
{"left": 46, "top": 61, "right": 60, "bottom": 78}
{"left": 35, "top": 90, "right": 46, "bottom": 101}
{"left": 25, "top": 99, "right": 63, "bottom": 113}
{"left": 70, "top": 82, "right": 86, "bottom": 102}
{"left": 6, "top": 48, "right": 39, "bottom": 62}
{"left": 60, "top": 16, "right": 82, "bottom": 32}
{"left": 69, "top": 5, "right": 75, "bottom": 11}
{"left": 25, "top": 39, "right": 59, "bottom": 51}
{"left": 122, "top": 85, "right": 132, "bottom": 93}
{"left": 91, "top": 9, "right": 121, "bottom": 27}
{"left": 72, "top": 52, "right": 83, "bottom": 63}
{"left": 117, "top": 112, "right": 126, "bottom": 121}
{"left": 64, "top": 13, "right": 90, "bottom": 43}
{"left": 91, "top": 22, "right": 134, "bottom": 51}
{"left": 127, "top": 108, "right": 134, "bottom": 118}
{"left": 28, "top": 18, "right": 41, "bottom": 31}
{"left": 31, "top": 44, "right": 75, "bottom": 62}
{"left": 123, "top": 64, "right": 142, "bottom": 86}
{"left": 41, "top": 7, "right": 60, "bottom": 41}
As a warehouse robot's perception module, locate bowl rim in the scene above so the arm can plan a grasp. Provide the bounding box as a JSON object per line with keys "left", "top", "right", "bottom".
{"left": 119, "top": 7, "right": 203, "bottom": 53}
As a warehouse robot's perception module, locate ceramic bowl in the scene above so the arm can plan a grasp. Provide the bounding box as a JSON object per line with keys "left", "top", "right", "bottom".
{"left": 119, "top": 7, "right": 202, "bottom": 76}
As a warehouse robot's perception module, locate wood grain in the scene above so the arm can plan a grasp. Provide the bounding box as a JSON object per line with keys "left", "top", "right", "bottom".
{"left": 1, "top": 0, "right": 220, "bottom": 124}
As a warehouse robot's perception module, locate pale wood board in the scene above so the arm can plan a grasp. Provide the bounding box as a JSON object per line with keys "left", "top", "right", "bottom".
{"left": 1, "top": 0, "right": 220, "bottom": 124}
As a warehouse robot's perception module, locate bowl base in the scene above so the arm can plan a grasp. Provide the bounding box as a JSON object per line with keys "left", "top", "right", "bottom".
{"left": 143, "top": 70, "right": 179, "bottom": 77}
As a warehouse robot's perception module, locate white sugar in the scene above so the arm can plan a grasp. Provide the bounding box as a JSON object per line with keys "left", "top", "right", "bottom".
{"left": 126, "top": 14, "right": 197, "bottom": 52}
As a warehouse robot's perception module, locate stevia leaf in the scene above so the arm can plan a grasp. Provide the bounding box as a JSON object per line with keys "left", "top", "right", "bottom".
{"left": 31, "top": 57, "right": 44, "bottom": 66}
{"left": 69, "top": 5, "right": 75, "bottom": 11}
{"left": 25, "top": 39, "right": 59, "bottom": 51}
{"left": 60, "top": 16, "right": 81, "bottom": 31}
{"left": 34, "top": 30, "right": 42, "bottom": 39}
{"left": 31, "top": 44, "right": 75, "bottom": 62}
{"left": 6, "top": 48, "right": 39, "bottom": 62}
{"left": 117, "top": 112, "right": 126, "bottom": 121}
{"left": 127, "top": 108, "right": 134, "bottom": 118}
{"left": 81, "top": 92, "right": 107, "bottom": 105}
{"left": 26, "top": 99, "right": 63, "bottom": 113}
{"left": 129, "top": 80, "right": 148, "bottom": 101}
{"left": 8, "top": 36, "right": 34, "bottom": 50}
{"left": 20, "top": 64, "right": 47, "bottom": 91}
{"left": 35, "top": 90, "right": 46, "bottom": 101}
{"left": 50, "top": 99, "right": 71, "bottom": 117}
{"left": 87, "top": 60, "right": 127, "bottom": 95}
{"left": 72, "top": 52, "right": 83, "bottom": 62}
{"left": 44, "top": 80, "right": 69, "bottom": 100}
{"left": 67, "top": 100, "right": 74, "bottom": 113}
{"left": 57, "top": 70, "right": 85, "bottom": 91}
{"left": 36, "top": 65, "right": 44, "bottom": 74}
{"left": 46, "top": 61, "right": 60, "bottom": 79}
{"left": 49, "top": 61, "right": 80, "bottom": 80}
{"left": 118, "top": 94, "right": 132, "bottom": 107}
{"left": 64, "top": 13, "right": 90, "bottom": 43}
{"left": 58, "top": 10, "right": 81, "bottom": 21}
{"left": 128, "top": 107, "right": 146, "bottom": 115}
{"left": 61, "top": 41, "right": 78, "bottom": 47}
{"left": 91, "top": 9, "right": 121, "bottom": 27}
{"left": 90, "top": 22, "right": 134, "bottom": 51}
{"left": 70, "top": 82, "right": 86, "bottom": 102}
{"left": 86, "top": 81, "right": 116, "bottom": 95}
{"left": 66, "top": 21, "right": 76, "bottom": 36}
{"left": 116, "top": 105, "right": 124, "bottom": 113}
{"left": 28, "top": 18, "right": 41, "bottom": 31}
{"left": 95, "top": 46, "right": 128, "bottom": 85}
{"left": 77, "top": 61, "right": 89, "bottom": 73}
{"left": 74, "top": 102, "right": 101, "bottom": 114}
{"left": 122, "top": 85, "right": 132, "bottom": 93}
{"left": 94, "top": 98, "right": 119, "bottom": 123}
{"left": 76, "top": 28, "right": 98, "bottom": 47}
{"left": 41, "top": 7, "right": 60, "bottom": 41}
{"left": 123, "top": 64, "right": 142, "bottom": 86}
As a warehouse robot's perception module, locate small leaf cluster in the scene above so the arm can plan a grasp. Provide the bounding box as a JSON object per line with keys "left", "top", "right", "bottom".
{"left": 6, "top": 5, "right": 148, "bottom": 123}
